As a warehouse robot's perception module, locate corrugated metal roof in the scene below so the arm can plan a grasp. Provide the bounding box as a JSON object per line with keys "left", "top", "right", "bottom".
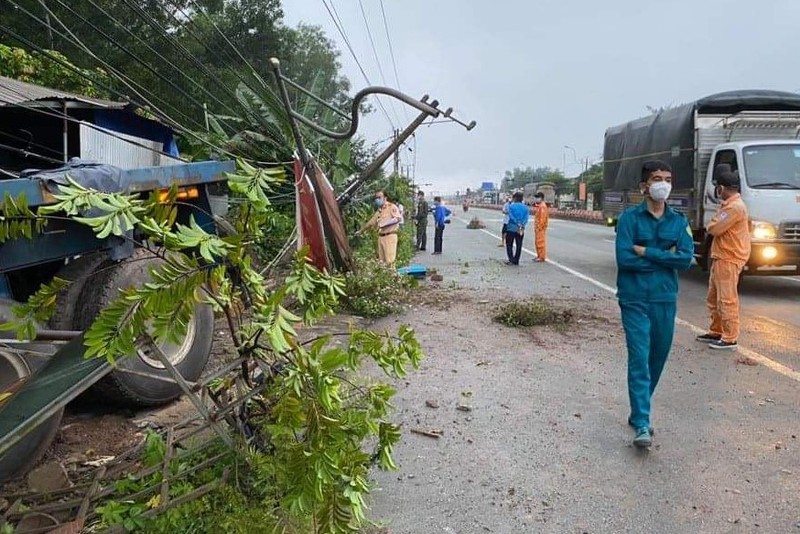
{"left": 0, "top": 75, "right": 126, "bottom": 108}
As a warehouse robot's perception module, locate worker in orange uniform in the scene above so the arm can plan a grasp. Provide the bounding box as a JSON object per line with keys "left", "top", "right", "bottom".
{"left": 533, "top": 192, "right": 549, "bottom": 262}
{"left": 696, "top": 169, "right": 751, "bottom": 350}
{"left": 358, "top": 190, "right": 402, "bottom": 266}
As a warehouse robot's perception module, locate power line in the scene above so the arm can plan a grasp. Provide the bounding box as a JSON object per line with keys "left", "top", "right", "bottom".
{"left": 1, "top": 2, "right": 208, "bottom": 133}
{"left": 356, "top": 0, "right": 401, "bottom": 126}
{"left": 319, "top": 0, "right": 396, "bottom": 131}
{"left": 378, "top": 0, "right": 409, "bottom": 122}
{"left": 118, "top": 0, "right": 248, "bottom": 115}
{"left": 49, "top": 0, "right": 241, "bottom": 123}
{"left": 0, "top": 7, "right": 263, "bottom": 163}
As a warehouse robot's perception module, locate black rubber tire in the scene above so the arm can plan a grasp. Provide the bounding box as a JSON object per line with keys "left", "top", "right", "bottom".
{"left": 0, "top": 300, "right": 63, "bottom": 482}
{"left": 48, "top": 253, "right": 111, "bottom": 332}
{"left": 71, "top": 249, "right": 214, "bottom": 407}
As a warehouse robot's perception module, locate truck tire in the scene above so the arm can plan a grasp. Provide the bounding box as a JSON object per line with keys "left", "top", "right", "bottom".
{"left": 71, "top": 249, "right": 214, "bottom": 407}
{"left": 0, "top": 300, "right": 63, "bottom": 481}
{"left": 49, "top": 253, "right": 111, "bottom": 331}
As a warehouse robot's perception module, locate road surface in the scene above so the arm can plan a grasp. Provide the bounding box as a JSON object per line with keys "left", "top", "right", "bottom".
{"left": 367, "top": 207, "right": 800, "bottom": 533}
{"left": 467, "top": 207, "right": 800, "bottom": 379}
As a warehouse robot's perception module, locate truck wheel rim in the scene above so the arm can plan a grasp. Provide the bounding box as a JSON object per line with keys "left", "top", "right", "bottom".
{"left": 136, "top": 314, "right": 198, "bottom": 369}
{"left": 0, "top": 350, "right": 31, "bottom": 389}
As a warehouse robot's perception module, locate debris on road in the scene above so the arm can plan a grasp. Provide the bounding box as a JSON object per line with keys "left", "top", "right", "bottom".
{"left": 456, "top": 404, "right": 473, "bottom": 412}
{"left": 425, "top": 399, "right": 440, "bottom": 409}
{"left": 410, "top": 428, "right": 443, "bottom": 439}
{"left": 736, "top": 356, "right": 759, "bottom": 366}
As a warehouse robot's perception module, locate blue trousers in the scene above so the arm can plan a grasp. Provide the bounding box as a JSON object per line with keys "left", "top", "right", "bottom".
{"left": 619, "top": 300, "right": 677, "bottom": 429}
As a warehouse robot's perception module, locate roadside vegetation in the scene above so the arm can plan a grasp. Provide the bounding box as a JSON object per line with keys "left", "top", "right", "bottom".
{"left": 0, "top": 3, "right": 426, "bottom": 532}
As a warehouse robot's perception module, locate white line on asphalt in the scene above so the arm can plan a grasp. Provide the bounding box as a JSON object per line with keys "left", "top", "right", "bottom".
{"left": 602, "top": 239, "right": 615, "bottom": 244}
{"left": 783, "top": 277, "right": 800, "bottom": 284}
{"left": 469, "top": 223, "right": 800, "bottom": 384}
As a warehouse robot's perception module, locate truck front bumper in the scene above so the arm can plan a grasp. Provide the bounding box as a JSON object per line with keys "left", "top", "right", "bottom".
{"left": 747, "top": 241, "right": 800, "bottom": 271}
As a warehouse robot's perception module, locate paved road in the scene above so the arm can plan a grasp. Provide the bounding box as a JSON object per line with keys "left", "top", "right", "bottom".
{"left": 464, "top": 207, "right": 800, "bottom": 380}
{"left": 368, "top": 207, "right": 800, "bottom": 533}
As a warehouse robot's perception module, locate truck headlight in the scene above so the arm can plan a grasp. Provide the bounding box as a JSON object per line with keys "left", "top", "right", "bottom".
{"left": 751, "top": 221, "right": 777, "bottom": 240}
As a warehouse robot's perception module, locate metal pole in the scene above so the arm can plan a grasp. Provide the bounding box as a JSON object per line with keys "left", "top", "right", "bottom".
{"left": 338, "top": 105, "right": 436, "bottom": 206}
{"left": 62, "top": 101, "right": 68, "bottom": 163}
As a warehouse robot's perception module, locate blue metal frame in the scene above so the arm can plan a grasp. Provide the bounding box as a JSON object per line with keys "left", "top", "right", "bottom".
{"left": 0, "top": 161, "right": 235, "bottom": 208}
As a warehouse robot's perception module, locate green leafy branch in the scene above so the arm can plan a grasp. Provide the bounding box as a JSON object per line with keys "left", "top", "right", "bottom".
{"left": 39, "top": 176, "right": 146, "bottom": 239}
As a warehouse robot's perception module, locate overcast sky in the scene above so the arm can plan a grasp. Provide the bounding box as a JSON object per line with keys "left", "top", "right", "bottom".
{"left": 283, "top": 0, "right": 800, "bottom": 194}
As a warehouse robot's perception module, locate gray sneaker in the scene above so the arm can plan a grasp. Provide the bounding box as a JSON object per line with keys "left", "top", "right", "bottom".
{"left": 709, "top": 340, "right": 738, "bottom": 350}
{"left": 633, "top": 427, "right": 652, "bottom": 448}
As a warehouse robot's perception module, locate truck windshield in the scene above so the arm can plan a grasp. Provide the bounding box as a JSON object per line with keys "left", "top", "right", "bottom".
{"left": 742, "top": 145, "right": 800, "bottom": 189}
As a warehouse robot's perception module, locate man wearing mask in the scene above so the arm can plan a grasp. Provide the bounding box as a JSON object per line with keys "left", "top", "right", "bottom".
{"left": 697, "top": 169, "right": 751, "bottom": 350}
{"left": 414, "top": 190, "right": 430, "bottom": 251}
{"left": 505, "top": 192, "right": 529, "bottom": 265}
{"left": 615, "top": 160, "right": 694, "bottom": 448}
{"left": 432, "top": 196, "right": 452, "bottom": 255}
{"left": 533, "top": 192, "right": 549, "bottom": 262}
{"left": 358, "top": 190, "right": 402, "bottom": 265}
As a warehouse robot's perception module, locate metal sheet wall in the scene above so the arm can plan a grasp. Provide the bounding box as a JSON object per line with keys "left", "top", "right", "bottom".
{"left": 79, "top": 124, "right": 181, "bottom": 168}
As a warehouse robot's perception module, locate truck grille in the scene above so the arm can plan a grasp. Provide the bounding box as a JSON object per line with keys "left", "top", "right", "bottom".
{"left": 781, "top": 222, "right": 800, "bottom": 240}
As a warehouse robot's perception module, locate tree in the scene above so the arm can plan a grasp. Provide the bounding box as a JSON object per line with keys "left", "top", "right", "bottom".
{"left": 0, "top": 44, "right": 110, "bottom": 97}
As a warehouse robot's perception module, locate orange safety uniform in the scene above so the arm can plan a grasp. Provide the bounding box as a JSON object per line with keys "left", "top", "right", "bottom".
{"left": 364, "top": 202, "right": 401, "bottom": 265}
{"left": 534, "top": 201, "right": 549, "bottom": 261}
{"left": 705, "top": 193, "right": 751, "bottom": 343}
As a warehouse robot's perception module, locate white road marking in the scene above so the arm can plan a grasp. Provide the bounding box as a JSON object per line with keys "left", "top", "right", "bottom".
{"left": 467, "top": 221, "right": 800, "bottom": 384}
{"left": 783, "top": 277, "right": 800, "bottom": 284}
{"left": 603, "top": 239, "right": 615, "bottom": 244}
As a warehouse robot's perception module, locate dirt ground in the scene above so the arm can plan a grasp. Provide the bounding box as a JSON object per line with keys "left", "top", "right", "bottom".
{"left": 1, "top": 311, "right": 366, "bottom": 495}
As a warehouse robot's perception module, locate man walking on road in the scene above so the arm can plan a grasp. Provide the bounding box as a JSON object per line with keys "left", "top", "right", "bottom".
{"left": 533, "top": 192, "right": 549, "bottom": 262}
{"left": 414, "top": 190, "right": 429, "bottom": 251}
{"left": 358, "top": 190, "right": 402, "bottom": 266}
{"left": 432, "top": 196, "right": 452, "bottom": 255}
{"left": 697, "top": 169, "right": 751, "bottom": 350}
{"left": 615, "top": 160, "right": 694, "bottom": 448}
{"left": 505, "top": 192, "right": 529, "bottom": 265}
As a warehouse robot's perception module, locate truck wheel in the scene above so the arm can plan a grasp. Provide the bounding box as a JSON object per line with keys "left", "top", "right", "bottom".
{"left": 49, "top": 254, "right": 110, "bottom": 331}
{"left": 71, "top": 249, "right": 215, "bottom": 407}
{"left": 0, "top": 300, "right": 63, "bottom": 481}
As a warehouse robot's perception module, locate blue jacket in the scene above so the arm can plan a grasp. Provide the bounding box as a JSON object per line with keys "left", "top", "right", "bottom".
{"left": 506, "top": 202, "right": 529, "bottom": 234}
{"left": 434, "top": 204, "right": 452, "bottom": 227}
{"left": 615, "top": 202, "right": 695, "bottom": 303}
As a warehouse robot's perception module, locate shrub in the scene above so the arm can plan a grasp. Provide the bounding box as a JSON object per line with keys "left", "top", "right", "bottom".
{"left": 493, "top": 299, "right": 573, "bottom": 328}
{"left": 343, "top": 258, "right": 416, "bottom": 318}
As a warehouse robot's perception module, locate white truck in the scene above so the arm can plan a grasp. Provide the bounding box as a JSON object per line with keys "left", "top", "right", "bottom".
{"left": 603, "top": 90, "right": 800, "bottom": 276}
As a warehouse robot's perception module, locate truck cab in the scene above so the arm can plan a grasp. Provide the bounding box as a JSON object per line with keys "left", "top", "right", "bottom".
{"left": 703, "top": 140, "right": 800, "bottom": 273}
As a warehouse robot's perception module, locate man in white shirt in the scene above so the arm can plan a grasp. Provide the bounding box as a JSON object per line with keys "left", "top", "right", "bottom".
{"left": 499, "top": 196, "right": 511, "bottom": 247}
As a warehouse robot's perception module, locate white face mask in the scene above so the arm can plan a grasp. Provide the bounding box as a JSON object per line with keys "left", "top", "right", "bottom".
{"left": 648, "top": 181, "right": 672, "bottom": 201}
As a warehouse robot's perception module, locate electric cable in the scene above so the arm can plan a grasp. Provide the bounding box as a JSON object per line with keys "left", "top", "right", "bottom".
{"left": 378, "top": 0, "right": 410, "bottom": 123}
{"left": 356, "top": 0, "right": 401, "bottom": 126}
{"left": 320, "top": 0, "right": 396, "bottom": 131}
{"left": 46, "top": 0, "right": 241, "bottom": 124}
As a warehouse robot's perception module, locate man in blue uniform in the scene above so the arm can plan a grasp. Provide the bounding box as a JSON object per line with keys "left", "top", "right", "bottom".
{"left": 615, "top": 160, "right": 694, "bottom": 448}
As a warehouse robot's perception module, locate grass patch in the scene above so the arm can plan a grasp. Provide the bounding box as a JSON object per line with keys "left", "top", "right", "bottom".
{"left": 493, "top": 299, "right": 574, "bottom": 328}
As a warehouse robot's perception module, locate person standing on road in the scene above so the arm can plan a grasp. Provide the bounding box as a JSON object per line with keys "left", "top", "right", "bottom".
{"left": 697, "top": 169, "right": 751, "bottom": 350}
{"left": 499, "top": 195, "right": 511, "bottom": 247}
{"left": 615, "top": 160, "right": 694, "bottom": 448}
{"left": 432, "top": 196, "right": 452, "bottom": 255}
{"left": 533, "top": 192, "right": 549, "bottom": 262}
{"left": 414, "top": 190, "right": 430, "bottom": 251}
{"left": 505, "top": 192, "right": 529, "bottom": 265}
{"left": 358, "top": 190, "right": 402, "bottom": 266}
